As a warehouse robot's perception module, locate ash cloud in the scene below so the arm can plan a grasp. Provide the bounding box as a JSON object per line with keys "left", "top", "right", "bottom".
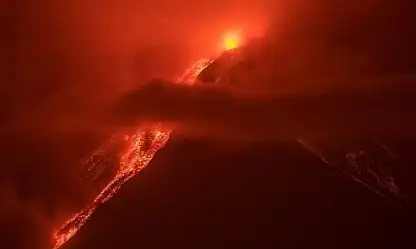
{"left": 112, "top": 0, "right": 415, "bottom": 141}
{"left": 113, "top": 77, "right": 416, "bottom": 141}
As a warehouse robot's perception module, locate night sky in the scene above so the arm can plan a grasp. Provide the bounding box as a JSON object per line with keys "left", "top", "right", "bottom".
{"left": 2, "top": 1, "right": 416, "bottom": 249}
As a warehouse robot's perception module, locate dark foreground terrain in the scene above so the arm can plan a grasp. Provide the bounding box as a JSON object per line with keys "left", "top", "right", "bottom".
{"left": 63, "top": 134, "right": 415, "bottom": 249}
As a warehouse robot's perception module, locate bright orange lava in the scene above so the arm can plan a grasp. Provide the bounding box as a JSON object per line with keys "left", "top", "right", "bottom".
{"left": 223, "top": 32, "right": 241, "bottom": 50}
{"left": 52, "top": 58, "right": 212, "bottom": 249}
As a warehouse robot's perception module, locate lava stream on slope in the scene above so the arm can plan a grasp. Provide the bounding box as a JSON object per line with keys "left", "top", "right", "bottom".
{"left": 52, "top": 59, "right": 211, "bottom": 249}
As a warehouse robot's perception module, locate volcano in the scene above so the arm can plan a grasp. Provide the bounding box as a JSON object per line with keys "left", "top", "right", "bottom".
{"left": 56, "top": 34, "right": 415, "bottom": 249}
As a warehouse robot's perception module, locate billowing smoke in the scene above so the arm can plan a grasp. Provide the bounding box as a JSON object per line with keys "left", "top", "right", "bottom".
{"left": 111, "top": 0, "right": 415, "bottom": 141}
{"left": 112, "top": 78, "right": 416, "bottom": 141}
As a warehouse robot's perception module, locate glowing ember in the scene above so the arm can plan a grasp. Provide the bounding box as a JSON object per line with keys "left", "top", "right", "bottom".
{"left": 52, "top": 59, "right": 211, "bottom": 249}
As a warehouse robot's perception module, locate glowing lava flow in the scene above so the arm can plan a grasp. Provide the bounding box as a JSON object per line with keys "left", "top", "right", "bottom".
{"left": 52, "top": 59, "right": 212, "bottom": 249}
